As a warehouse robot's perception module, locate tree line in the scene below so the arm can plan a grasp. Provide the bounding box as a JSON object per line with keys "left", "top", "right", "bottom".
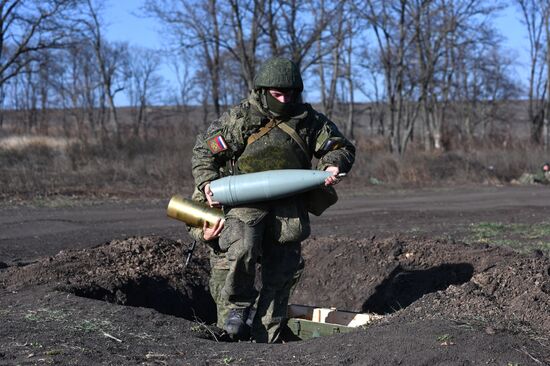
{"left": 0, "top": 0, "right": 549, "bottom": 154}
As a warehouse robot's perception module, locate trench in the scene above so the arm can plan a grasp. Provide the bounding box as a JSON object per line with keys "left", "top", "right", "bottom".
{"left": 361, "top": 263, "right": 474, "bottom": 314}
{"left": 62, "top": 240, "right": 475, "bottom": 341}
{"left": 67, "top": 263, "right": 474, "bottom": 339}
{"left": 67, "top": 277, "right": 217, "bottom": 324}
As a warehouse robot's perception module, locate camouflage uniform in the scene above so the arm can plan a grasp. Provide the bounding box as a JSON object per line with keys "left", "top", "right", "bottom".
{"left": 190, "top": 59, "right": 355, "bottom": 343}
{"left": 534, "top": 171, "right": 550, "bottom": 184}
{"left": 518, "top": 168, "right": 550, "bottom": 185}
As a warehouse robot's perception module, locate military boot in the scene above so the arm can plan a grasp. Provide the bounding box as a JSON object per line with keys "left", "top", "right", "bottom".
{"left": 224, "top": 308, "right": 251, "bottom": 341}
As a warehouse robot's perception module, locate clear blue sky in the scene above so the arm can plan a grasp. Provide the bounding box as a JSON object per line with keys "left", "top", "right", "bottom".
{"left": 104, "top": 1, "right": 530, "bottom": 104}
{"left": 493, "top": 3, "right": 530, "bottom": 84}
{"left": 104, "top": 2, "right": 160, "bottom": 47}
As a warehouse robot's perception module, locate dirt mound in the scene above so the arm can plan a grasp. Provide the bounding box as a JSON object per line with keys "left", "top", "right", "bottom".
{"left": 1, "top": 235, "right": 549, "bottom": 364}
{"left": 294, "top": 236, "right": 550, "bottom": 337}
{"left": 0, "top": 236, "right": 216, "bottom": 323}
{"left": 2, "top": 235, "right": 549, "bottom": 339}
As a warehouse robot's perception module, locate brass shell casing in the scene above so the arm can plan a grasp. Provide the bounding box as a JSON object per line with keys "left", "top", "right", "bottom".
{"left": 167, "top": 195, "right": 224, "bottom": 228}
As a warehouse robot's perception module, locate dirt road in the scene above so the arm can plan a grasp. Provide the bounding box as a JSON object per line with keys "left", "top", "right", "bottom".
{"left": 2, "top": 185, "right": 549, "bottom": 265}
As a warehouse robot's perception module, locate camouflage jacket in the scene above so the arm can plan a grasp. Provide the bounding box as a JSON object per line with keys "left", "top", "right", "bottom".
{"left": 191, "top": 90, "right": 355, "bottom": 192}
{"left": 190, "top": 90, "right": 355, "bottom": 244}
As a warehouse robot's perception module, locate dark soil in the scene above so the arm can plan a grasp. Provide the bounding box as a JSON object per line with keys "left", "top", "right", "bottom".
{"left": 1, "top": 186, "right": 550, "bottom": 365}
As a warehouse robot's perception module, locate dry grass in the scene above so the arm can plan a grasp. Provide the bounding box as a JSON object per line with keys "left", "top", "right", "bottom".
{"left": 0, "top": 130, "right": 547, "bottom": 201}
{"left": 355, "top": 136, "right": 547, "bottom": 187}
{"left": 0, "top": 133, "right": 195, "bottom": 200}
{"left": 0, "top": 135, "right": 76, "bottom": 150}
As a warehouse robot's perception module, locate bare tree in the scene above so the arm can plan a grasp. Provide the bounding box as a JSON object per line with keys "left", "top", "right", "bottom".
{"left": 145, "top": 0, "right": 223, "bottom": 118}
{"left": 225, "top": 0, "right": 263, "bottom": 91}
{"left": 410, "top": 0, "right": 505, "bottom": 150}
{"left": 356, "top": 45, "right": 387, "bottom": 136}
{"left": 451, "top": 25, "right": 520, "bottom": 145}
{"left": 0, "top": 0, "right": 82, "bottom": 134}
{"left": 19, "top": 58, "right": 38, "bottom": 132}
{"left": 516, "top": 0, "right": 549, "bottom": 145}
{"left": 314, "top": 0, "right": 357, "bottom": 138}
{"left": 316, "top": 0, "right": 345, "bottom": 119}
{"left": 355, "top": 0, "right": 419, "bottom": 154}
{"left": 167, "top": 51, "right": 196, "bottom": 124}
{"left": 81, "top": 0, "right": 128, "bottom": 144}
{"left": 263, "top": 0, "right": 341, "bottom": 71}
{"left": 342, "top": 16, "right": 356, "bottom": 140}
{"left": 354, "top": 0, "right": 511, "bottom": 153}
{"left": 125, "top": 46, "right": 163, "bottom": 139}
{"left": 0, "top": 0, "right": 78, "bottom": 88}
{"left": 60, "top": 39, "right": 104, "bottom": 141}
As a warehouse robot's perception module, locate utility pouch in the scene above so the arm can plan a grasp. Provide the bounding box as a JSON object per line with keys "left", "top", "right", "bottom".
{"left": 304, "top": 185, "right": 338, "bottom": 216}
{"left": 268, "top": 199, "right": 311, "bottom": 243}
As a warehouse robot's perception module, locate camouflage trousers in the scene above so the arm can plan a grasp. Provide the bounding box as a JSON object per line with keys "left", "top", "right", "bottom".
{"left": 210, "top": 206, "right": 305, "bottom": 343}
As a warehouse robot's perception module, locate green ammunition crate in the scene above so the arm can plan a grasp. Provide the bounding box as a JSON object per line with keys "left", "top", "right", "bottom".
{"left": 287, "top": 318, "right": 357, "bottom": 340}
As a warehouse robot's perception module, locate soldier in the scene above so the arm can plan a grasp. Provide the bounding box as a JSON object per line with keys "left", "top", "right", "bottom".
{"left": 543, "top": 162, "right": 550, "bottom": 177}
{"left": 189, "top": 57, "right": 355, "bottom": 343}
{"left": 517, "top": 162, "right": 550, "bottom": 185}
{"left": 534, "top": 162, "right": 550, "bottom": 184}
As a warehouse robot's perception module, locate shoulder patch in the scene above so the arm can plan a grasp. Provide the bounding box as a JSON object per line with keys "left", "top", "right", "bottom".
{"left": 207, "top": 134, "right": 229, "bottom": 154}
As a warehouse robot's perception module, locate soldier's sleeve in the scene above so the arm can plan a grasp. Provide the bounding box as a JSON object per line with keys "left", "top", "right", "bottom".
{"left": 313, "top": 113, "right": 356, "bottom": 173}
{"left": 188, "top": 221, "right": 206, "bottom": 243}
{"left": 191, "top": 106, "right": 247, "bottom": 191}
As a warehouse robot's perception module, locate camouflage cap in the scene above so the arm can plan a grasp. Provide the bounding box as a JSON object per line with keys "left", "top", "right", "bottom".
{"left": 253, "top": 57, "right": 304, "bottom": 91}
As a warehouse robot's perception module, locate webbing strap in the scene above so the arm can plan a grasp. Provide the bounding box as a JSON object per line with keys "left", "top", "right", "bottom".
{"left": 278, "top": 122, "right": 311, "bottom": 160}
{"left": 247, "top": 119, "right": 279, "bottom": 145}
{"left": 246, "top": 119, "right": 311, "bottom": 161}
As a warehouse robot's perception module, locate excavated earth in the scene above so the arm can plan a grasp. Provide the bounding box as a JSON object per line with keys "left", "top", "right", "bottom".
{"left": 1, "top": 186, "right": 549, "bottom": 365}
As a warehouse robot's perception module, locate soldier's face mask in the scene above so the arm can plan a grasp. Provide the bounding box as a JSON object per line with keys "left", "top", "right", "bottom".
{"left": 263, "top": 88, "right": 300, "bottom": 118}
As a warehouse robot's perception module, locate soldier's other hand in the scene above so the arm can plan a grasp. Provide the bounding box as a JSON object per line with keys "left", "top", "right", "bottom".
{"left": 324, "top": 166, "right": 340, "bottom": 186}
{"left": 203, "top": 218, "right": 224, "bottom": 241}
{"left": 204, "top": 183, "right": 221, "bottom": 207}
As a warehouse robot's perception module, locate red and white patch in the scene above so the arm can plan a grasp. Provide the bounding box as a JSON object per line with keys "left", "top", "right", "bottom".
{"left": 207, "top": 134, "right": 228, "bottom": 154}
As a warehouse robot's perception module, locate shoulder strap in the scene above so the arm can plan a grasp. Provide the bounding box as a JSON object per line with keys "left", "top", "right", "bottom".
{"left": 278, "top": 122, "right": 311, "bottom": 160}
{"left": 245, "top": 109, "right": 311, "bottom": 161}
{"left": 247, "top": 119, "right": 279, "bottom": 145}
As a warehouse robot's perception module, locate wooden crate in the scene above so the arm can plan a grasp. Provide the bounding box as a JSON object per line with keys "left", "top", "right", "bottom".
{"left": 286, "top": 304, "right": 382, "bottom": 340}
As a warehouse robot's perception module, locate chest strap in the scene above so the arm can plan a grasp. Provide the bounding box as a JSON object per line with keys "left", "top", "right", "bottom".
{"left": 278, "top": 122, "right": 311, "bottom": 161}
{"left": 247, "top": 119, "right": 280, "bottom": 145}
{"left": 246, "top": 119, "right": 311, "bottom": 161}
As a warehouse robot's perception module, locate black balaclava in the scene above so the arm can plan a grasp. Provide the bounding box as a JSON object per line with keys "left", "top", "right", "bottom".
{"left": 260, "top": 89, "right": 302, "bottom": 119}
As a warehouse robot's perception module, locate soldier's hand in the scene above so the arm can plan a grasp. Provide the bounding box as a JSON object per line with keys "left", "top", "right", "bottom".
{"left": 203, "top": 218, "right": 224, "bottom": 241}
{"left": 324, "top": 166, "right": 341, "bottom": 186}
{"left": 204, "top": 183, "right": 221, "bottom": 207}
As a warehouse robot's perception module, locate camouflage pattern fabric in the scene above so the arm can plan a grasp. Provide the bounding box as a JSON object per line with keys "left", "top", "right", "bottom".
{"left": 517, "top": 171, "right": 550, "bottom": 185}
{"left": 190, "top": 88, "right": 355, "bottom": 343}
{"left": 251, "top": 238, "right": 304, "bottom": 343}
{"left": 209, "top": 264, "right": 230, "bottom": 329}
{"left": 192, "top": 89, "right": 355, "bottom": 190}
{"left": 209, "top": 206, "right": 305, "bottom": 342}
{"left": 190, "top": 194, "right": 309, "bottom": 339}
{"left": 535, "top": 171, "right": 550, "bottom": 184}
